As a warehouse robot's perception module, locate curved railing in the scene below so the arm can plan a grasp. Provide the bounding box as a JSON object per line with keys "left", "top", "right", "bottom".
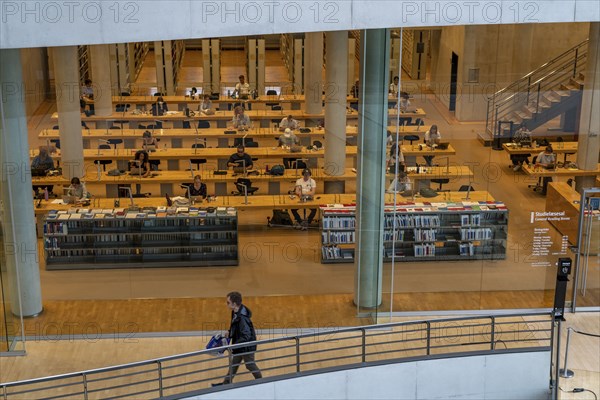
{"left": 485, "top": 39, "right": 588, "bottom": 138}
{"left": 0, "top": 313, "right": 554, "bottom": 399}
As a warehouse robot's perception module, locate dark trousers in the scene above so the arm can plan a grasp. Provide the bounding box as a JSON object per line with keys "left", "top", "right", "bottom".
{"left": 541, "top": 177, "right": 553, "bottom": 195}
{"left": 292, "top": 208, "right": 316, "bottom": 224}
{"left": 224, "top": 352, "right": 262, "bottom": 383}
{"left": 424, "top": 155, "right": 434, "bottom": 166}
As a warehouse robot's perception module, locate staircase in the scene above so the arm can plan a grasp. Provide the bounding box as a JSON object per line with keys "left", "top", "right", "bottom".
{"left": 481, "top": 39, "right": 588, "bottom": 147}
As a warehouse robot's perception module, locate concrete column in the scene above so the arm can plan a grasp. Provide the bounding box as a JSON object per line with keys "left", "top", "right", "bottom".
{"left": 354, "top": 30, "right": 389, "bottom": 309}
{"left": 52, "top": 46, "right": 85, "bottom": 179}
{"left": 89, "top": 44, "right": 113, "bottom": 117}
{"left": 0, "top": 49, "right": 43, "bottom": 317}
{"left": 324, "top": 31, "right": 348, "bottom": 194}
{"left": 575, "top": 22, "right": 600, "bottom": 193}
{"left": 304, "top": 32, "right": 323, "bottom": 116}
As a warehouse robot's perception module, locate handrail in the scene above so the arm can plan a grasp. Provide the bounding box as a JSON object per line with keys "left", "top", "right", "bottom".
{"left": 1, "top": 313, "right": 554, "bottom": 399}
{"left": 486, "top": 39, "right": 588, "bottom": 137}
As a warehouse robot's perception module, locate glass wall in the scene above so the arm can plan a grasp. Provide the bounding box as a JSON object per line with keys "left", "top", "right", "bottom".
{"left": 1, "top": 22, "right": 597, "bottom": 350}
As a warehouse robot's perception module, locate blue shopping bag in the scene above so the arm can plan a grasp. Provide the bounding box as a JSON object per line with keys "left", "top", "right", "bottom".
{"left": 206, "top": 333, "right": 230, "bottom": 356}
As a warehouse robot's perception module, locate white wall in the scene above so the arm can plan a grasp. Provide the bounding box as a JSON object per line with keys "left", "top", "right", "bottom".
{"left": 186, "top": 351, "right": 551, "bottom": 400}
{"left": 1, "top": 1, "right": 599, "bottom": 49}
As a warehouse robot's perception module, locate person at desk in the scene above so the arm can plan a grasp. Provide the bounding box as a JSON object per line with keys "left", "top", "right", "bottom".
{"left": 142, "top": 131, "right": 158, "bottom": 151}
{"left": 231, "top": 106, "right": 251, "bottom": 130}
{"left": 151, "top": 96, "right": 168, "bottom": 116}
{"left": 387, "top": 143, "right": 405, "bottom": 172}
{"left": 279, "top": 128, "right": 300, "bottom": 169}
{"left": 131, "top": 150, "right": 151, "bottom": 178}
{"left": 197, "top": 94, "right": 213, "bottom": 114}
{"left": 291, "top": 168, "right": 317, "bottom": 230}
{"left": 234, "top": 75, "right": 251, "bottom": 99}
{"left": 279, "top": 115, "right": 299, "bottom": 131}
{"left": 399, "top": 93, "right": 411, "bottom": 112}
{"left": 510, "top": 125, "right": 532, "bottom": 171}
{"left": 389, "top": 76, "right": 399, "bottom": 96}
{"left": 80, "top": 78, "right": 95, "bottom": 114}
{"left": 424, "top": 124, "right": 442, "bottom": 166}
{"left": 387, "top": 169, "right": 413, "bottom": 193}
{"left": 31, "top": 147, "right": 55, "bottom": 196}
{"left": 227, "top": 145, "right": 254, "bottom": 170}
{"left": 67, "top": 177, "right": 90, "bottom": 202}
{"left": 185, "top": 175, "right": 207, "bottom": 200}
{"left": 535, "top": 145, "right": 556, "bottom": 195}
{"left": 351, "top": 80, "right": 360, "bottom": 98}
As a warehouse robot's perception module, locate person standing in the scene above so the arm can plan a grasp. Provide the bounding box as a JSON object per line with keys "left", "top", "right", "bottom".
{"left": 213, "top": 291, "right": 262, "bottom": 386}
{"left": 235, "top": 75, "right": 251, "bottom": 99}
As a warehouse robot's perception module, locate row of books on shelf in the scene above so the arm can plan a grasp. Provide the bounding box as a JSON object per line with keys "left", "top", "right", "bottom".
{"left": 460, "top": 228, "right": 493, "bottom": 240}
{"left": 413, "top": 244, "right": 436, "bottom": 257}
{"left": 321, "top": 217, "right": 356, "bottom": 229}
{"left": 384, "top": 214, "right": 441, "bottom": 228}
{"left": 413, "top": 228, "right": 437, "bottom": 242}
{"left": 46, "top": 245, "right": 238, "bottom": 258}
{"left": 382, "top": 201, "right": 507, "bottom": 212}
{"left": 460, "top": 214, "right": 481, "bottom": 226}
{"left": 45, "top": 207, "right": 237, "bottom": 221}
{"left": 322, "top": 231, "right": 355, "bottom": 244}
{"left": 383, "top": 230, "right": 405, "bottom": 241}
{"left": 321, "top": 245, "right": 353, "bottom": 260}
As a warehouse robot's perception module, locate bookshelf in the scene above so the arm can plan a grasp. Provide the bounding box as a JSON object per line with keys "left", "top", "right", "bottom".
{"left": 320, "top": 202, "right": 508, "bottom": 264}
{"left": 43, "top": 206, "right": 238, "bottom": 270}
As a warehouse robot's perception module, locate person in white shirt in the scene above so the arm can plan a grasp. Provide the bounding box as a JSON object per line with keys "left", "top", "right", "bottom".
{"left": 387, "top": 170, "right": 413, "bottom": 193}
{"left": 399, "top": 93, "right": 411, "bottom": 112}
{"left": 389, "top": 76, "right": 399, "bottom": 95}
{"left": 279, "top": 128, "right": 300, "bottom": 168}
{"left": 197, "top": 94, "right": 213, "bottom": 114}
{"left": 424, "top": 124, "right": 441, "bottom": 166}
{"left": 231, "top": 106, "right": 251, "bottom": 130}
{"left": 387, "top": 143, "right": 405, "bottom": 172}
{"left": 279, "top": 115, "right": 299, "bottom": 131}
{"left": 235, "top": 75, "right": 251, "bottom": 99}
{"left": 535, "top": 145, "right": 556, "bottom": 195}
{"left": 291, "top": 169, "right": 317, "bottom": 230}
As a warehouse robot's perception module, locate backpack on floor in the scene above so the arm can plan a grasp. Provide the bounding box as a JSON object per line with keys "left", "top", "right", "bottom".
{"left": 270, "top": 209, "right": 293, "bottom": 226}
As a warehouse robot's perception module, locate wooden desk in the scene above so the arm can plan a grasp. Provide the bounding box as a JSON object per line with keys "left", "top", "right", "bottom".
{"left": 400, "top": 144, "right": 457, "bottom": 161}
{"left": 546, "top": 182, "right": 599, "bottom": 251}
{"left": 522, "top": 164, "right": 600, "bottom": 177}
{"left": 502, "top": 142, "right": 578, "bottom": 155}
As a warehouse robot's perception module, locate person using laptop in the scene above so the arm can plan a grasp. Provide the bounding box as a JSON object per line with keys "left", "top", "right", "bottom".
{"left": 185, "top": 175, "right": 207, "bottom": 200}
{"left": 231, "top": 106, "right": 251, "bottom": 130}
{"left": 227, "top": 145, "right": 253, "bottom": 171}
{"left": 131, "top": 150, "right": 151, "bottom": 178}
{"left": 151, "top": 96, "right": 168, "bottom": 116}
{"left": 387, "top": 168, "right": 413, "bottom": 193}
{"left": 291, "top": 168, "right": 317, "bottom": 230}
{"left": 535, "top": 145, "right": 556, "bottom": 195}
{"left": 197, "top": 94, "right": 213, "bottom": 114}
{"left": 278, "top": 115, "right": 299, "bottom": 131}
{"left": 142, "top": 131, "right": 158, "bottom": 151}
{"left": 424, "top": 124, "right": 442, "bottom": 166}
{"left": 67, "top": 177, "right": 89, "bottom": 202}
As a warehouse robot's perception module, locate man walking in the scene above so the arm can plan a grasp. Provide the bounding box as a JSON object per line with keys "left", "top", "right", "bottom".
{"left": 213, "top": 291, "right": 262, "bottom": 386}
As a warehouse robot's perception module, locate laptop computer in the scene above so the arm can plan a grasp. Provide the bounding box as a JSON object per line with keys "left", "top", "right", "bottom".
{"left": 62, "top": 195, "right": 77, "bottom": 204}
{"left": 31, "top": 168, "right": 48, "bottom": 177}
{"left": 233, "top": 166, "right": 246, "bottom": 174}
{"left": 436, "top": 142, "right": 450, "bottom": 150}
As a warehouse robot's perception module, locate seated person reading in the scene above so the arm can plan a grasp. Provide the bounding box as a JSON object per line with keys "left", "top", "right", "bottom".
{"left": 227, "top": 145, "right": 254, "bottom": 172}
{"left": 130, "top": 150, "right": 151, "bottom": 178}
{"left": 151, "top": 96, "right": 168, "bottom": 116}
{"left": 279, "top": 128, "right": 301, "bottom": 168}
{"left": 231, "top": 106, "right": 251, "bottom": 130}
{"left": 185, "top": 175, "right": 207, "bottom": 200}
{"left": 279, "top": 115, "right": 299, "bottom": 131}
{"left": 424, "top": 124, "right": 441, "bottom": 166}
{"left": 67, "top": 177, "right": 89, "bottom": 202}
{"left": 387, "top": 169, "right": 413, "bottom": 193}
{"left": 197, "top": 94, "right": 214, "bottom": 114}
{"left": 142, "top": 130, "right": 158, "bottom": 151}
{"left": 31, "top": 147, "right": 55, "bottom": 195}
{"left": 535, "top": 145, "right": 556, "bottom": 195}
{"left": 511, "top": 125, "right": 532, "bottom": 171}
{"left": 291, "top": 168, "right": 317, "bottom": 230}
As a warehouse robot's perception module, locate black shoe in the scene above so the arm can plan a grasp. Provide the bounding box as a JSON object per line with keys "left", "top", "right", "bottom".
{"left": 166, "top": 193, "right": 172, "bottom": 207}
{"left": 211, "top": 383, "right": 224, "bottom": 387}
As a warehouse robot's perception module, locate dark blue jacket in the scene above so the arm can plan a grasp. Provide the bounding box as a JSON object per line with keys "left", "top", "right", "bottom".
{"left": 229, "top": 305, "right": 257, "bottom": 354}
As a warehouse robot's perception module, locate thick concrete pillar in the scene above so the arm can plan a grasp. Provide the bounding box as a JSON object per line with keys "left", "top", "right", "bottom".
{"left": 52, "top": 46, "right": 85, "bottom": 179}
{"left": 324, "top": 31, "right": 348, "bottom": 193}
{"left": 304, "top": 32, "right": 323, "bottom": 116}
{"left": 0, "top": 49, "right": 43, "bottom": 317}
{"left": 89, "top": 44, "right": 113, "bottom": 117}
{"left": 354, "top": 30, "right": 389, "bottom": 309}
{"left": 575, "top": 22, "right": 600, "bottom": 193}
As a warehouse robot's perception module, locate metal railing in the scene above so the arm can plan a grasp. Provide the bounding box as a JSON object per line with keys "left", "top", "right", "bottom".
{"left": 1, "top": 313, "right": 554, "bottom": 400}
{"left": 485, "top": 39, "right": 588, "bottom": 138}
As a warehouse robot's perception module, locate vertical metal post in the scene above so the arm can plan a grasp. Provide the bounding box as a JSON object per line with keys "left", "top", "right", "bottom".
{"left": 361, "top": 328, "right": 366, "bottom": 363}
{"left": 82, "top": 373, "right": 88, "bottom": 400}
{"left": 426, "top": 322, "right": 431, "bottom": 356}
{"left": 490, "top": 317, "right": 496, "bottom": 351}
{"left": 573, "top": 48, "right": 579, "bottom": 78}
{"left": 295, "top": 337, "right": 301, "bottom": 373}
{"left": 157, "top": 361, "right": 164, "bottom": 397}
{"left": 535, "top": 83, "right": 541, "bottom": 116}
{"left": 526, "top": 76, "right": 532, "bottom": 105}
{"left": 485, "top": 101, "right": 490, "bottom": 134}
{"left": 554, "top": 319, "right": 561, "bottom": 400}
{"left": 559, "top": 328, "right": 575, "bottom": 378}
